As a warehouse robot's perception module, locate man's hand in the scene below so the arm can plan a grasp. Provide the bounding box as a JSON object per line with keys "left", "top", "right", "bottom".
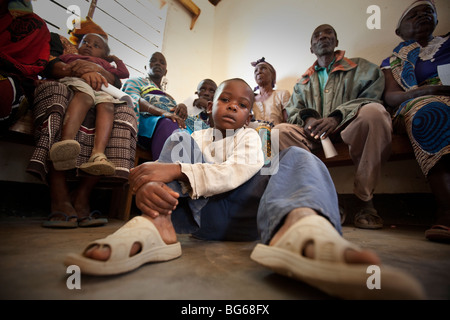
{"left": 305, "top": 117, "right": 340, "bottom": 139}
{"left": 135, "top": 181, "right": 179, "bottom": 218}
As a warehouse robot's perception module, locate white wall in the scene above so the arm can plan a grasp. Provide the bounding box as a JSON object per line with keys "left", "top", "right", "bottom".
{"left": 162, "top": 0, "right": 216, "bottom": 102}
{"left": 207, "top": 0, "right": 450, "bottom": 94}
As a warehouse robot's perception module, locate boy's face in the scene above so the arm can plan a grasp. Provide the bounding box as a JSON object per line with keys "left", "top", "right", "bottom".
{"left": 78, "top": 34, "right": 108, "bottom": 58}
{"left": 196, "top": 80, "right": 217, "bottom": 101}
{"left": 208, "top": 80, "right": 253, "bottom": 134}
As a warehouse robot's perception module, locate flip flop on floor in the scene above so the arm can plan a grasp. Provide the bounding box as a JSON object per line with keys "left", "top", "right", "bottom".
{"left": 49, "top": 140, "right": 80, "bottom": 171}
{"left": 425, "top": 225, "right": 450, "bottom": 243}
{"left": 64, "top": 216, "right": 182, "bottom": 275}
{"left": 78, "top": 210, "right": 108, "bottom": 228}
{"left": 250, "top": 214, "right": 425, "bottom": 300}
{"left": 79, "top": 153, "right": 116, "bottom": 176}
{"left": 42, "top": 212, "right": 78, "bottom": 229}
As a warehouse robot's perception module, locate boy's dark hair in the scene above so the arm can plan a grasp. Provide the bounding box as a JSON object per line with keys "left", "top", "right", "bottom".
{"left": 215, "top": 78, "right": 255, "bottom": 107}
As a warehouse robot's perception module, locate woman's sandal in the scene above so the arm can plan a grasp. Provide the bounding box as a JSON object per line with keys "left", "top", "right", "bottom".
{"left": 64, "top": 216, "right": 182, "bottom": 275}
{"left": 79, "top": 153, "right": 116, "bottom": 176}
{"left": 49, "top": 140, "right": 81, "bottom": 171}
{"left": 78, "top": 210, "right": 108, "bottom": 228}
{"left": 42, "top": 212, "right": 78, "bottom": 229}
{"left": 250, "top": 215, "right": 425, "bottom": 299}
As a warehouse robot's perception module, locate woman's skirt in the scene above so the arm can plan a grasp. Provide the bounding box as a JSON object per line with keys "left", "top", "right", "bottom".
{"left": 394, "top": 95, "right": 450, "bottom": 176}
{"left": 27, "top": 81, "right": 138, "bottom": 183}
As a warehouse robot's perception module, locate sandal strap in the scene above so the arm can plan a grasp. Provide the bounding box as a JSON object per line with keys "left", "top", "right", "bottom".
{"left": 89, "top": 153, "right": 108, "bottom": 162}
{"left": 47, "top": 212, "right": 78, "bottom": 221}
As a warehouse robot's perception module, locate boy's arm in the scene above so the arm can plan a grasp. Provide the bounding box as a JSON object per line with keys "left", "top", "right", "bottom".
{"left": 106, "top": 55, "right": 130, "bottom": 79}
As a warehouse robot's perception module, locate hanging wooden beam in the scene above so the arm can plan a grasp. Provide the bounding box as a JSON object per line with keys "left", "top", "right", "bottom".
{"left": 177, "top": 0, "right": 201, "bottom": 30}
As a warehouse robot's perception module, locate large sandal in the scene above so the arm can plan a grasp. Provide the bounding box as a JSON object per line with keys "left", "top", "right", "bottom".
{"left": 49, "top": 140, "right": 80, "bottom": 171}
{"left": 64, "top": 216, "right": 182, "bottom": 276}
{"left": 250, "top": 215, "right": 424, "bottom": 299}
{"left": 79, "top": 153, "right": 116, "bottom": 176}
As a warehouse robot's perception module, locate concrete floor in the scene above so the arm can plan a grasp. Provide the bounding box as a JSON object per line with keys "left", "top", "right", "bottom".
{"left": 0, "top": 181, "right": 449, "bottom": 301}
{"left": 0, "top": 214, "right": 449, "bottom": 301}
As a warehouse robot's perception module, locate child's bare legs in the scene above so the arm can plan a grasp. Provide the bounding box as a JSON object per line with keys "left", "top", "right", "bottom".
{"left": 84, "top": 209, "right": 379, "bottom": 265}
{"left": 62, "top": 91, "right": 93, "bottom": 140}
{"left": 79, "top": 102, "right": 116, "bottom": 175}
{"left": 92, "top": 102, "right": 114, "bottom": 155}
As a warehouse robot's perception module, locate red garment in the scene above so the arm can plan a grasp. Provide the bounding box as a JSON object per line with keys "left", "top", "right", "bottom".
{"left": 0, "top": 12, "right": 50, "bottom": 78}
{"left": 59, "top": 53, "right": 130, "bottom": 79}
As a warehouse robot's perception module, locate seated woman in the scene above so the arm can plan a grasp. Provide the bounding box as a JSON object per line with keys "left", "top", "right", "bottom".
{"left": 249, "top": 57, "right": 291, "bottom": 164}
{"left": 381, "top": 0, "right": 450, "bottom": 242}
{"left": 122, "top": 52, "right": 209, "bottom": 160}
{"left": 251, "top": 57, "right": 290, "bottom": 125}
{"left": 27, "top": 21, "right": 138, "bottom": 228}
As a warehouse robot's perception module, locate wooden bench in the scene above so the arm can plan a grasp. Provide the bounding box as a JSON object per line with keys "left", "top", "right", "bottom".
{"left": 313, "top": 134, "right": 415, "bottom": 167}
{"left": 1, "top": 110, "right": 133, "bottom": 221}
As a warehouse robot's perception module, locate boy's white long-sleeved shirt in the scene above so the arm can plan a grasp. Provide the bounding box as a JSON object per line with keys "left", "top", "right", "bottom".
{"left": 179, "top": 127, "right": 264, "bottom": 199}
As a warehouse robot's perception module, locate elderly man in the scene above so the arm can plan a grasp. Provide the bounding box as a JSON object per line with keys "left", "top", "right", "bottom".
{"left": 274, "top": 24, "right": 392, "bottom": 230}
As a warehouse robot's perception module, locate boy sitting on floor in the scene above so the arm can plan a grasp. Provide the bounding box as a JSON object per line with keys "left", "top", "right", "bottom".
{"left": 65, "top": 78, "right": 424, "bottom": 299}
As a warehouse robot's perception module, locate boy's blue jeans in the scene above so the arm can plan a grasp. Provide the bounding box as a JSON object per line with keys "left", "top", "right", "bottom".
{"left": 157, "top": 131, "right": 341, "bottom": 244}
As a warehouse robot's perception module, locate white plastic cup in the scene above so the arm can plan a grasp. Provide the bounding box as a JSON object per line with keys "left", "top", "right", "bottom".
{"left": 320, "top": 133, "right": 338, "bottom": 158}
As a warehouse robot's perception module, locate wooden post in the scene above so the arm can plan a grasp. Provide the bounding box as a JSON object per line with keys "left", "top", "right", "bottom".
{"left": 87, "top": 0, "right": 98, "bottom": 18}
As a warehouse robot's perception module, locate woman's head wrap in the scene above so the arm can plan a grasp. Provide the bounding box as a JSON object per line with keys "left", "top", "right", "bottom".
{"left": 251, "top": 57, "right": 276, "bottom": 90}
{"left": 396, "top": 0, "right": 437, "bottom": 31}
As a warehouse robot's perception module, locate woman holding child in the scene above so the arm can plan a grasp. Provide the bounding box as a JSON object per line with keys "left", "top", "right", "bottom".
{"left": 27, "top": 20, "right": 137, "bottom": 228}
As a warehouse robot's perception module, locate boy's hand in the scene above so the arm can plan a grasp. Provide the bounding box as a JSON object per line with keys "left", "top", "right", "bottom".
{"left": 81, "top": 71, "right": 108, "bottom": 90}
{"left": 135, "top": 181, "right": 179, "bottom": 218}
{"left": 129, "top": 162, "right": 183, "bottom": 194}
